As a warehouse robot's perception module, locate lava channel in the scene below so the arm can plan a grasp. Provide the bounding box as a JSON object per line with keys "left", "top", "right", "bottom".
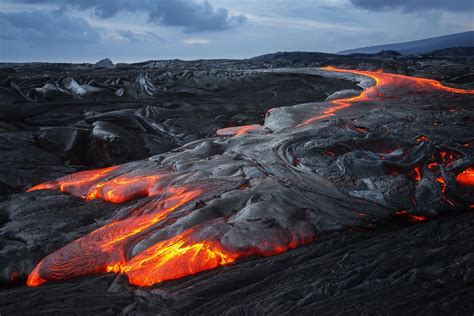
{"left": 299, "top": 66, "right": 474, "bottom": 126}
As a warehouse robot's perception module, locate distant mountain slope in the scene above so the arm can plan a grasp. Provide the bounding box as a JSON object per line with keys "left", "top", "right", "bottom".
{"left": 339, "top": 31, "right": 474, "bottom": 55}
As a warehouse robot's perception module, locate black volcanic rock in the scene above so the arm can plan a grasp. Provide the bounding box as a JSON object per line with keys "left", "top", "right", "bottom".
{"left": 424, "top": 47, "right": 474, "bottom": 57}
{"left": 375, "top": 49, "right": 402, "bottom": 57}
{"left": 0, "top": 52, "right": 473, "bottom": 314}
{"left": 95, "top": 58, "right": 114, "bottom": 69}
{"left": 339, "top": 30, "right": 474, "bottom": 55}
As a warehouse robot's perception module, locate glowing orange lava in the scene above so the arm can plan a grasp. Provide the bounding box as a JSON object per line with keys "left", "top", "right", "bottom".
{"left": 27, "top": 186, "right": 203, "bottom": 286}
{"left": 216, "top": 124, "right": 264, "bottom": 136}
{"left": 27, "top": 169, "right": 313, "bottom": 287}
{"left": 299, "top": 66, "right": 474, "bottom": 126}
{"left": 121, "top": 227, "right": 238, "bottom": 286}
{"left": 409, "top": 167, "right": 422, "bottom": 182}
{"left": 416, "top": 135, "right": 429, "bottom": 142}
{"left": 394, "top": 210, "right": 427, "bottom": 222}
{"left": 27, "top": 166, "right": 118, "bottom": 196}
{"left": 26, "top": 66, "right": 474, "bottom": 288}
{"left": 27, "top": 166, "right": 166, "bottom": 203}
{"left": 456, "top": 167, "right": 474, "bottom": 186}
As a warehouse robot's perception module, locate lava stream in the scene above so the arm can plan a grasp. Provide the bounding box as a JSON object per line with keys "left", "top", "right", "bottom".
{"left": 26, "top": 67, "right": 474, "bottom": 288}
{"left": 299, "top": 66, "right": 474, "bottom": 126}
{"left": 27, "top": 169, "right": 310, "bottom": 287}
{"left": 27, "top": 186, "right": 203, "bottom": 286}
{"left": 457, "top": 167, "right": 474, "bottom": 186}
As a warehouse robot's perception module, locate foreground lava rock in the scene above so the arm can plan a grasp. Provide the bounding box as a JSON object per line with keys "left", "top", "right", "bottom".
{"left": 1, "top": 50, "right": 473, "bottom": 314}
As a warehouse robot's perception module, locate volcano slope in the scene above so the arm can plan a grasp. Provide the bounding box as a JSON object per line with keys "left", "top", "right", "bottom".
{"left": 1, "top": 51, "right": 474, "bottom": 314}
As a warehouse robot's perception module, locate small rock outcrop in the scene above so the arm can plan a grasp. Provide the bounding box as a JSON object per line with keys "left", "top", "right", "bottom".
{"left": 95, "top": 58, "right": 114, "bottom": 69}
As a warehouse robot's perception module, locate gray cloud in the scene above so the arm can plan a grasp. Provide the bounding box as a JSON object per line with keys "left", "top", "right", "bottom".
{"left": 19, "top": 0, "right": 247, "bottom": 32}
{"left": 351, "top": 0, "right": 474, "bottom": 12}
{"left": 148, "top": 1, "right": 247, "bottom": 33}
{"left": 0, "top": 10, "right": 101, "bottom": 43}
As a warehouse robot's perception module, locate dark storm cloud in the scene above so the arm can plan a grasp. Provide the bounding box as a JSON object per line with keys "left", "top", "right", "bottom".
{"left": 18, "top": 0, "right": 247, "bottom": 32}
{"left": 0, "top": 10, "right": 101, "bottom": 43}
{"left": 351, "top": 0, "right": 474, "bottom": 12}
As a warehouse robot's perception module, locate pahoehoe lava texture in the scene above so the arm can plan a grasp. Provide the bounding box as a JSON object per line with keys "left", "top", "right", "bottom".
{"left": 1, "top": 50, "right": 474, "bottom": 314}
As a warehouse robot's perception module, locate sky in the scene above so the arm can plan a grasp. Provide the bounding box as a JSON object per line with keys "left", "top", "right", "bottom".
{"left": 0, "top": 0, "right": 473, "bottom": 63}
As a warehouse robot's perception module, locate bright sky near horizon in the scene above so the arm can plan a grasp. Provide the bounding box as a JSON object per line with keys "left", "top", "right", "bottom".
{"left": 0, "top": 0, "right": 473, "bottom": 62}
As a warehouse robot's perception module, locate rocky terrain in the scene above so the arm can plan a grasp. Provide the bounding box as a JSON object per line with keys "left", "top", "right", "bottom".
{"left": 0, "top": 49, "right": 473, "bottom": 314}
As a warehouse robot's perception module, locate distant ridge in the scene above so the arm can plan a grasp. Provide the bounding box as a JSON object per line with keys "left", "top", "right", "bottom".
{"left": 339, "top": 31, "right": 474, "bottom": 55}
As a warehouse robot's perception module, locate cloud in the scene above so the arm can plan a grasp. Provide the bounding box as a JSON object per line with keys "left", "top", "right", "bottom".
{"left": 149, "top": 1, "right": 247, "bottom": 32}
{"left": 350, "top": 0, "right": 474, "bottom": 12}
{"left": 17, "top": 0, "right": 247, "bottom": 32}
{"left": 183, "top": 38, "right": 212, "bottom": 45}
{"left": 102, "top": 30, "right": 165, "bottom": 43}
{"left": 0, "top": 10, "right": 101, "bottom": 43}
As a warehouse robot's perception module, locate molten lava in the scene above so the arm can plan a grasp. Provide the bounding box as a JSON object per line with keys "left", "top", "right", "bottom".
{"left": 27, "top": 186, "right": 204, "bottom": 286}
{"left": 27, "top": 166, "right": 119, "bottom": 196}
{"left": 121, "top": 227, "right": 238, "bottom": 286}
{"left": 299, "top": 66, "right": 474, "bottom": 126}
{"left": 456, "top": 167, "right": 474, "bottom": 186}
{"left": 26, "top": 67, "right": 474, "bottom": 288}
{"left": 394, "top": 211, "right": 427, "bottom": 223}
{"left": 216, "top": 124, "right": 265, "bottom": 136}
{"left": 26, "top": 170, "right": 310, "bottom": 287}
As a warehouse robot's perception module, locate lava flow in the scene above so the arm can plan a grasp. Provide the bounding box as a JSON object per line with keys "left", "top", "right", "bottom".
{"left": 27, "top": 166, "right": 119, "bottom": 197}
{"left": 456, "top": 167, "right": 474, "bottom": 186}
{"left": 26, "top": 167, "right": 309, "bottom": 287}
{"left": 120, "top": 225, "right": 239, "bottom": 286}
{"left": 27, "top": 185, "right": 204, "bottom": 286}
{"left": 299, "top": 66, "right": 474, "bottom": 126}
{"left": 216, "top": 124, "right": 266, "bottom": 136}
{"left": 25, "top": 67, "right": 474, "bottom": 288}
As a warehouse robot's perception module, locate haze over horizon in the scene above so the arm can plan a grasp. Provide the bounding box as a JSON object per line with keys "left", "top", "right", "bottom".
{"left": 1, "top": 0, "right": 473, "bottom": 63}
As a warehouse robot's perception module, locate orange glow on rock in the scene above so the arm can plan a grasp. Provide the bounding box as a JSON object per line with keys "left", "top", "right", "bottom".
{"left": 299, "top": 66, "right": 474, "bottom": 126}
{"left": 27, "top": 166, "right": 119, "bottom": 196}
{"left": 27, "top": 167, "right": 314, "bottom": 288}
{"left": 408, "top": 167, "right": 422, "bottom": 182}
{"left": 394, "top": 210, "right": 427, "bottom": 223}
{"left": 439, "top": 150, "right": 461, "bottom": 168}
{"left": 456, "top": 167, "right": 474, "bottom": 186}
{"left": 28, "top": 166, "right": 167, "bottom": 203}
{"left": 27, "top": 186, "right": 203, "bottom": 287}
{"left": 122, "top": 228, "right": 238, "bottom": 286}
{"left": 85, "top": 174, "right": 162, "bottom": 203}
{"left": 436, "top": 177, "right": 447, "bottom": 194}
{"left": 26, "top": 66, "right": 474, "bottom": 289}
{"left": 216, "top": 124, "right": 265, "bottom": 136}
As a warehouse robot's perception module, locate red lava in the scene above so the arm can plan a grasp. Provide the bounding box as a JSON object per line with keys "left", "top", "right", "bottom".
{"left": 27, "top": 170, "right": 313, "bottom": 287}
{"left": 299, "top": 66, "right": 474, "bottom": 126}
{"left": 26, "top": 67, "right": 474, "bottom": 288}
{"left": 456, "top": 167, "right": 474, "bottom": 186}
{"left": 216, "top": 124, "right": 265, "bottom": 136}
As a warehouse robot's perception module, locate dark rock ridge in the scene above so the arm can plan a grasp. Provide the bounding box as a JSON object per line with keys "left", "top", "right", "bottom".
{"left": 339, "top": 30, "right": 474, "bottom": 55}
